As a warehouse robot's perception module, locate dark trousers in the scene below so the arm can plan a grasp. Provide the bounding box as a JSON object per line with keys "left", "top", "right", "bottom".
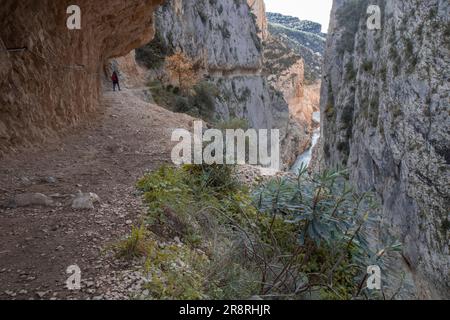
{"left": 113, "top": 81, "right": 121, "bottom": 91}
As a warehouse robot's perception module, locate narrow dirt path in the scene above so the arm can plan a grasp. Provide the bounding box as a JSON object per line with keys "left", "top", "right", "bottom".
{"left": 0, "top": 88, "right": 194, "bottom": 299}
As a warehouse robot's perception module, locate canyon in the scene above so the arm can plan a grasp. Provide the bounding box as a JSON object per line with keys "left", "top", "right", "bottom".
{"left": 0, "top": 0, "right": 318, "bottom": 168}
{"left": 132, "top": 0, "right": 317, "bottom": 168}
{"left": 0, "top": 0, "right": 319, "bottom": 299}
{"left": 0, "top": 0, "right": 448, "bottom": 300}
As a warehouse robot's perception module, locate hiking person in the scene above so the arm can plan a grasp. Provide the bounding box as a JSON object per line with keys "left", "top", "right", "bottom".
{"left": 112, "top": 71, "right": 121, "bottom": 92}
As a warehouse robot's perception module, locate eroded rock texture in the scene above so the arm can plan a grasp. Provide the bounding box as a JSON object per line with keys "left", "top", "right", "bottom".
{"left": 247, "top": 0, "right": 269, "bottom": 41}
{"left": 156, "top": 0, "right": 263, "bottom": 72}
{"left": 107, "top": 51, "right": 147, "bottom": 89}
{"left": 0, "top": 0, "right": 163, "bottom": 155}
{"left": 321, "top": 0, "right": 449, "bottom": 298}
{"left": 140, "top": 0, "right": 307, "bottom": 168}
{"left": 263, "top": 36, "right": 315, "bottom": 165}
{"left": 267, "top": 12, "right": 326, "bottom": 83}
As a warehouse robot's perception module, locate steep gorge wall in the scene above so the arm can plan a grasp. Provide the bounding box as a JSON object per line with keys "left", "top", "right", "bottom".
{"left": 267, "top": 12, "right": 326, "bottom": 84}
{"left": 0, "top": 0, "right": 163, "bottom": 155}
{"left": 247, "top": 0, "right": 269, "bottom": 41}
{"left": 250, "top": 1, "right": 320, "bottom": 165}
{"left": 146, "top": 0, "right": 302, "bottom": 168}
{"left": 155, "top": 0, "right": 263, "bottom": 73}
{"left": 264, "top": 37, "right": 305, "bottom": 108}
{"left": 263, "top": 36, "right": 321, "bottom": 127}
{"left": 263, "top": 36, "right": 313, "bottom": 162}
{"left": 255, "top": 4, "right": 324, "bottom": 165}
{"left": 321, "top": 0, "right": 449, "bottom": 298}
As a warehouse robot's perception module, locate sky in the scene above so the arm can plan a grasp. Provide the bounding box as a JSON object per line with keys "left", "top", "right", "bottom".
{"left": 265, "top": 0, "right": 333, "bottom": 33}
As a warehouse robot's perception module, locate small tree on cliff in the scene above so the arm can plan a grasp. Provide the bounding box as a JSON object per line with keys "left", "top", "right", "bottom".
{"left": 165, "top": 51, "right": 197, "bottom": 92}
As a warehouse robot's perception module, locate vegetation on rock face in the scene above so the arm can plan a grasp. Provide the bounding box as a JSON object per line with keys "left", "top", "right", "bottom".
{"left": 335, "top": 0, "right": 369, "bottom": 55}
{"left": 215, "top": 117, "right": 249, "bottom": 130}
{"left": 135, "top": 32, "right": 168, "bottom": 70}
{"left": 115, "top": 164, "right": 402, "bottom": 300}
{"left": 268, "top": 23, "right": 326, "bottom": 55}
{"left": 325, "top": 81, "right": 335, "bottom": 119}
{"left": 267, "top": 17, "right": 325, "bottom": 83}
{"left": 148, "top": 79, "right": 220, "bottom": 122}
{"left": 263, "top": 36, "right": 302, "bottom": 76}
{"left": 266, "top": 11, "right": 326, "bottom": 82}
{"left": 321, "top": 0, "right": 450, "bottom": 298}
{"left": 267, "top": 13, "right": 324, "bottom": 36}
{"left": 165, "top": 51, "right": 198, "bottom": 93}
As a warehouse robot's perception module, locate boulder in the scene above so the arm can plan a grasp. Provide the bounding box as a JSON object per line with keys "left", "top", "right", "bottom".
{"left": 7, "top": 193, "right": 54, "bottom": 208}
{"left": 71, "top": 192, "right": 101, "bottom": 210}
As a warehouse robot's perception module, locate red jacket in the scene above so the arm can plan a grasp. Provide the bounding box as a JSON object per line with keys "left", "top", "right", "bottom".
{"left": 111, "top": 73, "right": 118, "bottom": 82}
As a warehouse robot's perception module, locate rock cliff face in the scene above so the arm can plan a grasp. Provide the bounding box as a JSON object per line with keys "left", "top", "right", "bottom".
{"left": 321, "top": 0, "right": 449, "bottom": 298}
{"left": 247, "top": 0, "right": 269, "bottom": 41}
{"left": 263, "top": 36, "right": 313, "bottom": 162}
{"left": 155, "top": 0, "right": 263, "bottom": 73}
{"left": 0, "top": 0, "right": 163, "bottom": 155}
{"left": 267, "top": 12, "right": 326, "bottom": 83}
{"left": 107, "top": 51, "right": 147, "bottom": 89}
{"left": 264, "top": 37, "right": 305, "bottom": 106}
{"left": 140, "top": 0, "right": 305, "bottom": 168}
{"left": 264, "top": 37, "right": 321, "bottom": 120}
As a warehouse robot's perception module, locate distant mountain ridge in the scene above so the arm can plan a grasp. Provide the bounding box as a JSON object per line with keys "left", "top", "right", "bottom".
{"left": 267, "top": 12, "right": 326, "bottom": 36}
{"left": 266, "top": 12, "right": 326, "bottom": 83}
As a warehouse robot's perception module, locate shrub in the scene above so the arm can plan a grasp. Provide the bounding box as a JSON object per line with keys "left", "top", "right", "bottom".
{"left": 184, "top": 163, "right": 239, "bottom": 195}
{"left": 337, "top": 141, "right": 349, "bottom": 153}
{"left": 341, "top": 105, "right": 354, "bottom": 129}
{"left": 148, "top": 79, "right": 219, "bottom": 121}
{"left": 216, "top": 118, "right": 249, "bottom": 130}
{"left": 174, "top": 96, "right": 190, "bottom": 113}
{"left": 136, "top": 33, "right": 168, "bottom": 69}
{"left": 119, "top": 163, "right": 403, "bottom": 300}
{"left": 252, "top": 168, "right": 402, "bottom": 299}
{"left": 345, "top": 62, "right": 357, "bottom": 82}
{"left": 115, "top": 225, "right": 149, "bottom": 259}
{"left": 147, "top": 80, "right": 177, "bottom": 110}
{"left": 134, "top": 164, "right": 260, "bottom": 298}
{"left": 379, "top": 65, "right": 387, "bottom": 82}
{"left": 325, "top": 82, "right": 335, "bottom": 119}
{"left": 189, "top": 82, "right": 220, "bottom": 121}
{"left": 165, "top": 51, "right": 197, "bottom": 92}
{"left": 143, "top": 240, "right": 209, "bottom": 299}
{"left": 362, "top": 60, "right": 373, "bottom": 73}
{"left": 404, "top": 38, "right": 414, "bottom": 59}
